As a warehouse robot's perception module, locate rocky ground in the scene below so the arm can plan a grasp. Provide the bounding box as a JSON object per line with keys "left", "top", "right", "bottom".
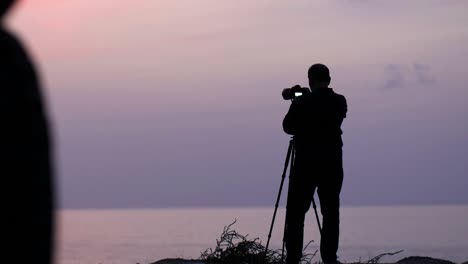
{"left": 151, "top": 256, "right": 468, "bottom": 264}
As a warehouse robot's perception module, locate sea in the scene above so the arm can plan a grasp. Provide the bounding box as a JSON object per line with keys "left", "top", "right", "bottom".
{"left": 57, "top": 206, "right": 468, "bottom": 264}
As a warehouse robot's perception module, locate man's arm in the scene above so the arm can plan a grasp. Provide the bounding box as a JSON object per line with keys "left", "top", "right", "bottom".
{"left": 341, "top": 95, "right": 347, "bottom": 119}
{"left": 282, "top": 102, "right": 301, "bottom": 135}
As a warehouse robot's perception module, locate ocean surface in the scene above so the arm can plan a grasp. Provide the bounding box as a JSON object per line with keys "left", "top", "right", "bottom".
{"left": 57, "top": 206, "right": 468, "bottom": 264}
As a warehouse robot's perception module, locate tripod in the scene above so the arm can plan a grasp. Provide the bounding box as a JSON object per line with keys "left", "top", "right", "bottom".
{"left": 265, "top": 138, "right": 322, "bottom": 264}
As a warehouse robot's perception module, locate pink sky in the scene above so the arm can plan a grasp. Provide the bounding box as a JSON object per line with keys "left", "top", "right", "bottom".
{"left": 7, "top": 0, "right": 468, "bottom": 208}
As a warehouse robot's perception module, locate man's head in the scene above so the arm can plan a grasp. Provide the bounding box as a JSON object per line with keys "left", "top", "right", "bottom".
{"left": 308, "top": 63, "right": 331, "bottom": 88}
{"left": 1, "top": 0, "right": 16, "bottom": 20}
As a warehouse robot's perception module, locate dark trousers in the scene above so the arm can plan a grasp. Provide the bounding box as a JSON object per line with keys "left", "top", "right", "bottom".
{"left": 285, "top": 151, "right": 343, "bottom": 264}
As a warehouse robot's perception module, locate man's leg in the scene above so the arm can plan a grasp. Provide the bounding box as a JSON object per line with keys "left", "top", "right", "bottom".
{"left": 317, "top": 157, "right": 343, "bottom": 263}
{"left": 285, "top": 201, "right": 306, "bottom": 264}
{"left": 285, "top": 177, "right": 313, "bottom": 264}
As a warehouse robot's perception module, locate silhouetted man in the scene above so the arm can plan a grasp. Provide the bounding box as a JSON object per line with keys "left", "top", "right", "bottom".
{"left": 283, "top": 64, "right": 347, "bottom": 264}
{"left": 1, "top": 1, "right": 54, "bottom": 263}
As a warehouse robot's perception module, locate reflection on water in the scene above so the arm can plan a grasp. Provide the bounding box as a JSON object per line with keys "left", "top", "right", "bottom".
{"left": 57, "top": 206, "right": 468, "bottom": 264}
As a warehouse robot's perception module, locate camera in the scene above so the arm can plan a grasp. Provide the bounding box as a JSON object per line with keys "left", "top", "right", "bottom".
{"left": 282, "top": 85, "right": 311, "bottom": 100}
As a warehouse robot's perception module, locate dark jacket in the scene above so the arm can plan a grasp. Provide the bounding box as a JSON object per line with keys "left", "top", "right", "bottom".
{"left": 1, "top": 27, "right": 54, "bottom": 264}
{"left": 283, "top": 87, "right": 347, "bottom": 156}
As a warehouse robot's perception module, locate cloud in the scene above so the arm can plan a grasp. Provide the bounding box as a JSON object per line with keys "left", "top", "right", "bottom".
{"left": 413, "top": 63, "right": 436, "bottom": 85}
{"left": 384, "top": 64, "right": 405, "bottom": 89}
{"left": 383, "top": 63, "right": 436, "bottom": 89}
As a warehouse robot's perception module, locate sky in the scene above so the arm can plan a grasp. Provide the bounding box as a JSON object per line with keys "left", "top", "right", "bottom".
{"left": 7, "top": 0, "right": 468, "bottom": 208}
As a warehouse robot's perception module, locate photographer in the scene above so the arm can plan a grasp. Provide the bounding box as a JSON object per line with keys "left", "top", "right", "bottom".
{"left": 283, "top": 64, "right": 347, "bottom": 264}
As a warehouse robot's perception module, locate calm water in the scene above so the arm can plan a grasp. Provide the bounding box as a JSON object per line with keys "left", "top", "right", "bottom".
{"left": 57, "top": 206, "right": 468, "bottom": 264}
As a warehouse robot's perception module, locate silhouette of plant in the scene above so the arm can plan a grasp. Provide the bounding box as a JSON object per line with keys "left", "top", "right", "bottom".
{"left": 199, "top": 220, "right": 406, "bottom": 264}
{"left": 361, "top": 250, "right": 404, "bottom": 264}
{"left": 199, "top": 220, "right": 318, "bottom": 264}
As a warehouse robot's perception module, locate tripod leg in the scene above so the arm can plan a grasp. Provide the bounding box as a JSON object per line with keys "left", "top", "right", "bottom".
{"left": 281, "top": 142, "right": 296, "bottom": 264}
{"left": 312, "top": 194, "right": 322, "bottom": 235}
{"left": 281, "top": 241, "right": 285, "bottom": 263}
{"left": 265, "top": 139, "right": 294, "bottom": 261}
